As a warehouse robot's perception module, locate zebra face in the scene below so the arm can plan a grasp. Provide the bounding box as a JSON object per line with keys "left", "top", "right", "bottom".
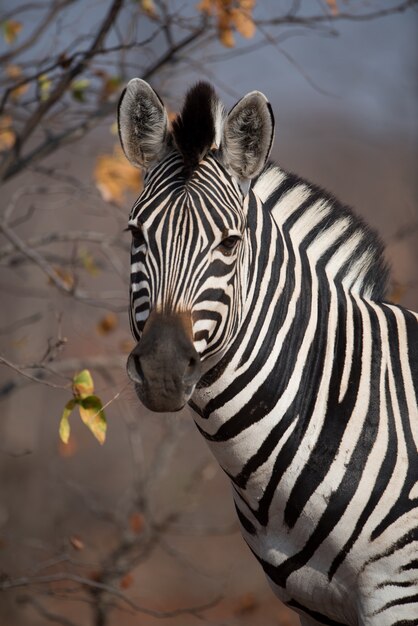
{"left": 126, "top": 154, "right": 247, "bottom": 411}
{"left": 118, "top": 80, "right": 274, "bottom": 412}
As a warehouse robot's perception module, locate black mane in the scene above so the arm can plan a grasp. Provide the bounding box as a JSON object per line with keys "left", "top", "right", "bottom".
{"left": 172, "top": 82, "right": 220, "bottom": 177}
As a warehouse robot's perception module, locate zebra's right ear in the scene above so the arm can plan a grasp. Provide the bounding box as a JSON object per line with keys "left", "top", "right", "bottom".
{"left": 220, "top": 91, "right": 274, "bottom": 183}
{"left": 118, "top": 79, "right": 170, "bottom": 169}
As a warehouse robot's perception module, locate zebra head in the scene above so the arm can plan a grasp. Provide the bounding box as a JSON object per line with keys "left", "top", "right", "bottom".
{"left": 118, "top": 80, "right": 274, "bottom": 412}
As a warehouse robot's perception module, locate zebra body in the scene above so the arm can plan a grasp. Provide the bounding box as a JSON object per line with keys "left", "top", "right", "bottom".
{"left": 118, "top": 80, "right": 418, "bottom": 626}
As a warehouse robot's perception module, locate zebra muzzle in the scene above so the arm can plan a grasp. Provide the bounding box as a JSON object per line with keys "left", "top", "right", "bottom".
{"left": 127, "top": 311, "right": 201, "bottom": 412}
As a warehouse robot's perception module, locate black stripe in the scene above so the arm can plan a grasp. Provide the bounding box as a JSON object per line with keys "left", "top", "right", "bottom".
{"left": 287, "top": 599, "right": 349, "bottom": 626}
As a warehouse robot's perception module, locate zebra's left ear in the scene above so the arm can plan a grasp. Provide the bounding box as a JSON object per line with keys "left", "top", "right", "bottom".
{"left": 220, "top": 91, "right": 275, "bottom": 184}
{"left": 118, "top": 78, "right": 170, "bottom": 169}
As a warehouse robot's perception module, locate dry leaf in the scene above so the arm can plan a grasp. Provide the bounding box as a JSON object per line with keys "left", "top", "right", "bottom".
{"left": 1, "top": 20, "right": 22, "bottom": 45}
{"left": 0, "top": 115, "right": 15, "bottom": 151}
{"left": 6, "top": 65, "right": 29, "bottom": 101}
{"left": 233, "top": 592, "right": 258, "bottom": 615}
{"left": 231, "top": 7, "right": 255, "bottom": 38}
{"left": 219, "top": 27, "right": 235, "bottom": 47}
{"left": 52, "top": 266, "right": 75, "bottom": 289}
{"left": 120, "top": 573, "right": 134, "bottom": 589}
{"left": 94, "top": 145, "right": 143, "bottom": 205}
{"left": 97, "top": 312, "right": 118, "bottom": 335}
{"left": 129, "top": 512, "right": 145, "bottom": 534}
{"left": 197, "top": 0, "right": 213, "bottom": 14}
{"left": 69, "top": 535, "right": 84, "bottom": 551}
{"left": 78, "top": 247, "right": 99, "bottom": 276}
{"left": 326, "top": 0, "right": 339, "bottom": 16}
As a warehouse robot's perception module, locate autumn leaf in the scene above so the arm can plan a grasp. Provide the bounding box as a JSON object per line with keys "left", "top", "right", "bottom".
{"left": 1, "top": 20, "right": 22, "bottom": 44}
{"left": 197, "top": 0, "right": 213, "bottom": 15}
{"left": 59, "top": 370, "right": 107, "bottom": 446}
{"left": 78, "top": 395, "right": 107, "bottom": 445}
{"left": 94, "top": 144, "right": 143, "bottom": 205}
{"left": 231, "top": 7, "right": 255, "bottom": 39}
{"left": 97, "top": 312, "right": 118, "bottom": 335}
{"left": 100, "top": 74, "right": 123, "bottom": 101}
{"left": 129, "top": 512, "right": 145, "bottom": 534}
{"left": 59, "top": 399, "right": 77, "bottom": 444}
{"left": 0, "top": 115, "right": 15, "bottom": 151}
{"left": 51, "top": 266, "right": 74, "bottom": 289}
{"left": 197, "top": 0, "right": 256, "bottom": 47}
{"left": 326, "top": 0, "right": 339, "bottom": 16}
{"left": 72, "top": 369, "right": 95, "bottom": 399}
{"left": 120, "top": 573, "right": 134, "bottom": 589}
{"left": 6, "top": 65, "right": 29, "bottom": 101}
{"left": 219, "top": 27, "right": 235, "bottom": 47}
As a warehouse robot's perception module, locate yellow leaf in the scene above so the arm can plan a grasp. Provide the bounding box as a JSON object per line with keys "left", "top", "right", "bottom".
{"left": 2, "top": 20, "right": 22, "bottom": 45}
{"left": 94, "top": 145, "right": 143, "bottom": 205}
{"left": 0, "top": 115, "right": 15, "bottom": 151}
{"left": 59, "top": 399, "right": 76, "bottom": 444}
{"left": 78, "top": 395, "right": 107, "bottom": 445}
{"left": 38, "top": 74, "right": 52, "bottom": 101}
{"left": 6, "top": 65, "right": 28, "bottom": 101}
{"left": 73, "top": 369, "right": 95, "bottom": 399}
{"left": 141, "top": 0, "right": 157, "bottom": 17}
{"left": 78, "top": 247, "right": 99, "bottom": 276}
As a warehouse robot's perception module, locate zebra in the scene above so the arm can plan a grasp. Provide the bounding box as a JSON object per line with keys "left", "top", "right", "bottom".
{"left": 118, "top": 79, "right": 418, "bottom": 626}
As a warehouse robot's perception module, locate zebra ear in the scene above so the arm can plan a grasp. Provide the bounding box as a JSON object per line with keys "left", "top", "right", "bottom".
{"left": 118, "top": 78, "right": 170, "bottom": 169}
{"left": 220, "top": 91, "right": 274, "bottom": 182}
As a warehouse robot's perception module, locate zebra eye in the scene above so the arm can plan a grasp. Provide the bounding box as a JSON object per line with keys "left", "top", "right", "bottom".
{"left": 218, "top": 235, "right": 240, "bottom": 255}
{"left": 127, "top": 224, "right": 145, "bottom": 247}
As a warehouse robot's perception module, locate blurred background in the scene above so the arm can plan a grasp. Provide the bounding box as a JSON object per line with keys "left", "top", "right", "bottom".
{"left": 0, "top": 1, "right": 417, "bottom": 625}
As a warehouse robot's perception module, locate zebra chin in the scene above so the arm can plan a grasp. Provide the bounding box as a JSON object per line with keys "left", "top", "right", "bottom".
{"left": 132, "top": 381, "right": 195, "bottom": 413}
{"left": 126, "top": 311, "right": 201, "bottom": 413}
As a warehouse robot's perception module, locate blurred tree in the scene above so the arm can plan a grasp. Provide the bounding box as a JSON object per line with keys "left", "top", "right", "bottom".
{"left": 0, "top": 1, "right": 416, "bottom": 626}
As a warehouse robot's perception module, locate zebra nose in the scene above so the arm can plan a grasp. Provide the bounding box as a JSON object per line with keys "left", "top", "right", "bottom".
{"left": 126, "top": 312, "right": 201, "bottom": 412}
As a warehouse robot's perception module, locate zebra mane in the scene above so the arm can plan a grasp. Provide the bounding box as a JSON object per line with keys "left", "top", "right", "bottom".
{"left": 254, "top": 165, "right": 390, "bottom": 301}
{"left": 172, "top": 82, "right": 225, "bottom": 177}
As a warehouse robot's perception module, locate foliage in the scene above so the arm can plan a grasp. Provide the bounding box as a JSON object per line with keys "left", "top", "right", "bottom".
{"left": 59, "top": 370, "right": 107, "bottom": 445}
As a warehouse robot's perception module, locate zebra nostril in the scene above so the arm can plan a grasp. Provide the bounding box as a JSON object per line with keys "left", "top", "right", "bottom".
{"left": 127, "top": 352, "right": 144, "bottom": 384}
{"left": 184, "top": 354, "right": 200, "bottom": 382}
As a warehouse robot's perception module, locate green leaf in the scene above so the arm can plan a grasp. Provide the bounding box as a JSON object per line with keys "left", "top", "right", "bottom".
{"left": 59, "top": 398, "right": 77, "bottom": 444}
{"left": 38, "top": 73, "right": 52, "bottom": 101}
{"left": 78, "top": 395, "right": 107, "bottom": 445}
{"left": 71, "top": 79, "right": 90, "bottom": 102}
{"left": 73, "top": 369, "right": 94, "bottom": 398}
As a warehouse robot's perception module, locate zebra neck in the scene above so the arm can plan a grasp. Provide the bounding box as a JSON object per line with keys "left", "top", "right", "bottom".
{"left": 190, "top": 186, "right": 371, "bottom": 507}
